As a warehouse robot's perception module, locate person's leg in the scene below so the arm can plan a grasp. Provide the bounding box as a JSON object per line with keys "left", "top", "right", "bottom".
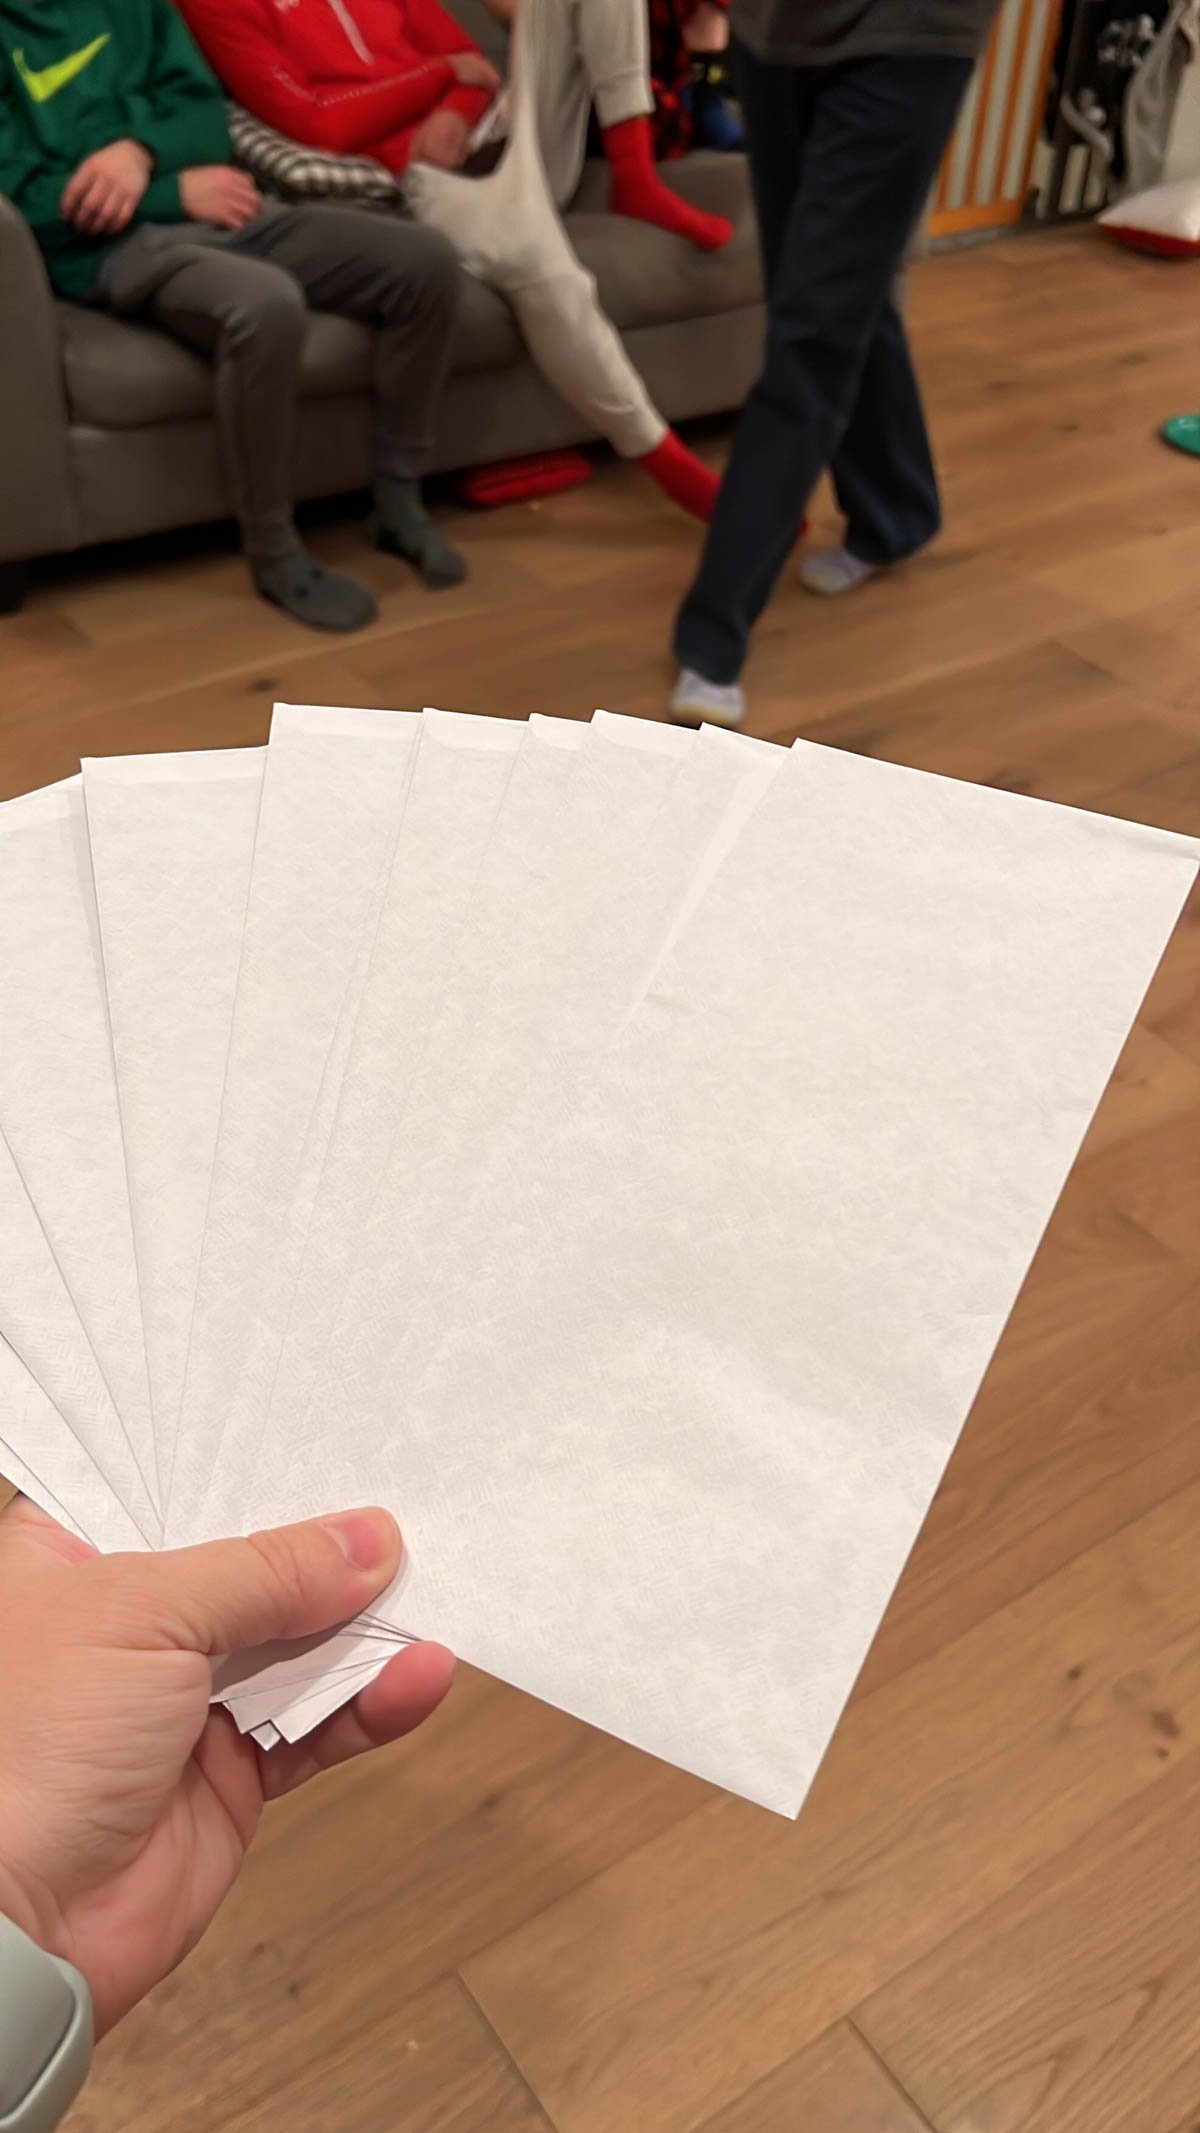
{"left": 518, "top": 0, "right": 731, "bottom": 247}
{"left": 825, "top": 285, "right": 943, "bottom": 565}
{"left": 735, "top": 38, "right": 810, "bottom": 299}
{"left": 408, "top": 142, "right": 721, "bottom": 519}
{"left": 588, "top": 0, "right": 734, "bottom": 246}
{"left": 508, "top": 253, "right": 728, "bottom": 516}
{"left": 140, "top": 240, "right": 376, "bottom": 629}
{"left": 238, "top": 205, "right": 467, "bottom": 586}
{"left": 506, "top": 264, "right": 718, "bottom": 516}
{"left": 673, "top": 51, "right": 973, "bottom": 694}
{"left": 508, "top": 0, "right": 597, "bottom": 205}
{"left": 669, "top": 43, "right": 807, "bottom": 710}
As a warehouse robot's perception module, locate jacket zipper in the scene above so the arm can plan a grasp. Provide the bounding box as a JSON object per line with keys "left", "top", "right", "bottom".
{"left": 323, "top": 0, "right": 373, "bottom": 64}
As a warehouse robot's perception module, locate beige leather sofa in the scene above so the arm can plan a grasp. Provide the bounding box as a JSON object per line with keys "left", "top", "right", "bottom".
{"left": 0, "top": 152, "right": 763, "bottom": 613}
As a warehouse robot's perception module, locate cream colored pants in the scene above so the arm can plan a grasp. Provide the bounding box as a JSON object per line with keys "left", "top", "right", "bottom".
{"left": 404, "top": 0, "right": 667, "bottom": 460}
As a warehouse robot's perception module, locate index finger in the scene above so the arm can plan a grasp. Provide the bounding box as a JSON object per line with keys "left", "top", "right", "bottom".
{"left": 0, "top": 1490, "right": 96, "bottom": 1568}
{"left": 61, "top": 171, "right": 87, "bottom": 214}
{"left": 259, "top": 1641, "right": 456, "bottom": 1799}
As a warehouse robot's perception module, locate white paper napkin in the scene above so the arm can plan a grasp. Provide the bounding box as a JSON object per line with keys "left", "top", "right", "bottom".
{"left": 0, "top": 782, "right": 158, "bottom": 1532}
{"left": 84, "top": 748, "right": 265, "bottom": 1504}
{"left": 0, "top": 1330, "right": 146, "bottom": 1551}
{"left": 167, "top": 708, "right": 421, "bottom": 1540}
{"left": 5, "top": 716, "right": 1196, "bottom": 1816}
{"left": 221, "top": 711, "right": 570, "bottom": 1520}
{"left": 247, "top": 742, "right": 1198, "bottom": 1811}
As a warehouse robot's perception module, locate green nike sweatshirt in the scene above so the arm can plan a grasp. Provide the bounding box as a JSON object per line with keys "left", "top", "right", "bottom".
{"left": 0, "top": 0, "right": 230, "bottom": 297}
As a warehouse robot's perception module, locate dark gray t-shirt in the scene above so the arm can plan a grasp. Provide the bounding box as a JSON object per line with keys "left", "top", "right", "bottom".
{"left": 731, "top": 0, "right": 999, "bottom": 64}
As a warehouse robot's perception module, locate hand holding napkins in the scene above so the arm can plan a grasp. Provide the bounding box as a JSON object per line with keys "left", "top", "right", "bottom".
{"left": 0, "top": 704, "right": 1193, "bottom": 1814}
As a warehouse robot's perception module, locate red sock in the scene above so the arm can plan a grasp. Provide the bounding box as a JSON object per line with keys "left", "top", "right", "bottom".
{"left": 603, "top": 116, "right": 733, "bottom": 252}
{"left": 639, "top": 433, "right": 721, "bottom": 521}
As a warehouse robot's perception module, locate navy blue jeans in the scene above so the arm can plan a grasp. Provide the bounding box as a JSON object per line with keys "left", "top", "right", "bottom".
{"left": 674, "top": 48, "right": 973, "bottom": 684}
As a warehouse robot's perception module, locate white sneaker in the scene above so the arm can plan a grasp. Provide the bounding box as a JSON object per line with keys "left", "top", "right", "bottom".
{"left": 669, "top": 666, "right": 746, "bottom": 729}
{"left": 798, "top": 547, "right": 880, "bottom": 597}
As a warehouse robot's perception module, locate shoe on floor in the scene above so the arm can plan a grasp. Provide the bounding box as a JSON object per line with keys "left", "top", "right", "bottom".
{"left": 1161, "top": 412, "right": 1200, "bottom": 457}
{"left": 669, "top": 666, "right": 746, "bottom": 729}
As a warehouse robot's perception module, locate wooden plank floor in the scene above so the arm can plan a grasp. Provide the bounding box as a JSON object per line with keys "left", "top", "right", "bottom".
{"left": 2, "top": 223, "right": 1198, "bottom": 2133}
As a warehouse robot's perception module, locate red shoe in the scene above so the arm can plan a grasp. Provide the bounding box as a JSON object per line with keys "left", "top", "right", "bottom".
{"left": 454, "top": 452, "right": 594, "bottom": 509}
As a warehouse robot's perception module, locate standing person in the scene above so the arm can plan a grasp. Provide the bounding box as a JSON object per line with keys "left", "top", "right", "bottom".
{"left": 0, "top": 0, "right": 467, "bottom": 632}
{"left": 178, "top": 0, "right": 735, "bottom": 523}
{"left": 670, "top": 0, "right": 999, "bottom": 727}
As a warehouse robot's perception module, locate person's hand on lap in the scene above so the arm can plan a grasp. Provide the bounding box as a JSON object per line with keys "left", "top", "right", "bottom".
{"left": 61, "top": 140, "right": 152, "bottom": 234}
{"left": 0, "top": 1495, "right": 454, "bottom": 2037}
{"left": 180, "top": 165, "right": 262, "bottom": 229}
{"left": 410, "top": 108, "right": 473, "bottom": 171}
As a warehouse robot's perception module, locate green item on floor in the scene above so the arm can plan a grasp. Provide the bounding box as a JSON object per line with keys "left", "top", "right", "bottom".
{"left": 1161, "top": 413, "right": 1200, "bottom": 456}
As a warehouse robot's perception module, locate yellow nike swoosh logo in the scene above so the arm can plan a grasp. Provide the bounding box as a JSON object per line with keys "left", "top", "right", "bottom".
{"left": 12, "top": 33, "right": 111, "bottom": 103}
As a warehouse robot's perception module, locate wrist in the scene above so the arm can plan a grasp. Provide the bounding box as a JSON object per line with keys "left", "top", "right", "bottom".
{"left": 0, "top": 1823, "right": 64, "bottom": 1967}
{"left": 0, "top": 1870, "right": 42, "bottom": 1951}
{"left": 0, "top": 1908, "right": 93, "bottom": 2130}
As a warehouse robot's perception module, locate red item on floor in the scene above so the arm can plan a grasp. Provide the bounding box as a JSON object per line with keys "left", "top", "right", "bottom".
{"left": 602, "top": 115, "right": 733, "bottom": 251}
{"left": 454, "top": 452, "right": 595, "bottom": 508}
{"left": 639, "top": 432, "right": 721, "bottom": 521}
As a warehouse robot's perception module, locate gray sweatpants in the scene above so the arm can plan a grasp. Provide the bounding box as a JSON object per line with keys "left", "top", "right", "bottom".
{"left": 405, "top": 0, "right": 666, "bottom": 461}
{"left": 93, "top": 203, "right": 461, "bottom": 563}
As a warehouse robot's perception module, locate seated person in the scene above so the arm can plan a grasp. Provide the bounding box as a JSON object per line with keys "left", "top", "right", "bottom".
{"left": 647, "top": 0, "right": 743, "bottom": 157}
{"left": 482, "top": 0, "right": 740, "bottom": 159}
{"left": 177, "top": 0, "right": 734, "bottom": 521}
{"left": 0, "top": 0, "right": 467, "bottom": 630}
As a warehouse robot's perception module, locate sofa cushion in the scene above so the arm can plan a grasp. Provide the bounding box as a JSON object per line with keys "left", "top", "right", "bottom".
{"left": 60, "top": 267, "right": 521, "bottom": 429}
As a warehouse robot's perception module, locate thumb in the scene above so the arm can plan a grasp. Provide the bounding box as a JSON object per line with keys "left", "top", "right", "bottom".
{"left": 98, "top": 1509, "right": 403, "bottom": 1656}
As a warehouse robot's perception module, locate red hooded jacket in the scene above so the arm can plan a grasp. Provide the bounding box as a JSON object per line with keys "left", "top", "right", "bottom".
{"left": 176, "top": 0, "right": 493, "bottom": 172}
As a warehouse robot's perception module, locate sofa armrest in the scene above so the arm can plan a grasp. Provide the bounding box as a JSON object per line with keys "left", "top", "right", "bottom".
{"left": 0, "top": 196, "right": 78, "bottom": 564}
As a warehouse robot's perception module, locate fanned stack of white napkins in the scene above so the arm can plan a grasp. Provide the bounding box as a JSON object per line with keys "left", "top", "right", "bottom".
{"left": 1, "top": 704, "right": 1195, "bottom": 1814}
